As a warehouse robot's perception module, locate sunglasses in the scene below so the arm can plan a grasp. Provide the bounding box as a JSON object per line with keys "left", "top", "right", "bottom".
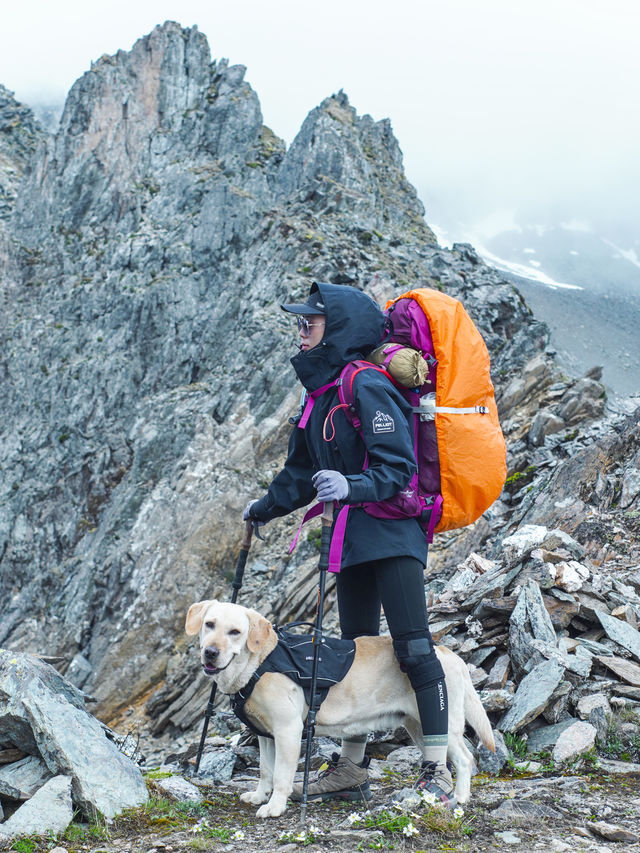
{"left": 296, "top": 316, "right": 324, "bottom": 335}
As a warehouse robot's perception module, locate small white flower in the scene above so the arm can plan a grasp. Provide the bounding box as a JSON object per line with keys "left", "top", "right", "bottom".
{"left": 347, "top": 812, "right": 362, "bottom": 825}
{"left": 295, "top": 831, "right": 308, "bottom": 842}
{"left": 453, "top": 806, "right": 464, "bottom": 819}
{"left": 402, "top": 821, "right": 419, "bottom": 837}
{"left": 420, "top": 790, "right": 438, "bottom": 806}
{"left": 232, "top": 830, "right": 245, "bottom": 840}
{"left": 191, "top": 817, "right": 209, "bottom": 834}
{"left": 309, "top": 824, "right": 324, "bottom": 836}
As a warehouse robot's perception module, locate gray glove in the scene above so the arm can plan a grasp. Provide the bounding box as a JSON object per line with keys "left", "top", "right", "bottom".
{"left": 312, "top": 470, "right": 350, "bottom": 502}
{"left": 243, "top": 500, "right": 266, "bottom": 526}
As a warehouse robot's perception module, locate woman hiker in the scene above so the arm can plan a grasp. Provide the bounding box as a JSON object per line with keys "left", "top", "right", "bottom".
{"left": 243, "top": 281, "right": 454, "bottom": 808}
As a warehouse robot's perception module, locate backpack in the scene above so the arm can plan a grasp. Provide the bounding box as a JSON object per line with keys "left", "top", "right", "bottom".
{"left": 292, "top": 287, "right": 507, "bottom": 571}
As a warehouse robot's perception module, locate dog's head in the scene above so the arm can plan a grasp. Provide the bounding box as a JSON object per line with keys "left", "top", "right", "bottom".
{"left": 185, "top": 600, "right": 277, "bottom": 685}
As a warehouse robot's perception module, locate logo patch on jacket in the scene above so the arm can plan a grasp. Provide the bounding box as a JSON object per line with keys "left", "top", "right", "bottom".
{"left": 373, "top": 410, "right": 395, "bottom": 434}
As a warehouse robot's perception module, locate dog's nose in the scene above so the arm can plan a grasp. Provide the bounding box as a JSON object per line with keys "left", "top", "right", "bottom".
{"left": 204, "top": 646, "right": 219, "bottom": 662}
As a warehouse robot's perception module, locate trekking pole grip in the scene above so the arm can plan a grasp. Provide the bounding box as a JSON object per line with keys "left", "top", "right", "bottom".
{"left": 318, "top": 502, "right": 333, "bottom": 572}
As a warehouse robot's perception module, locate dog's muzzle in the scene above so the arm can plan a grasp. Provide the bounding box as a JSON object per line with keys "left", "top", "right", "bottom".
{"left": 202, "top": 646, "right": 235, "bottom": 676}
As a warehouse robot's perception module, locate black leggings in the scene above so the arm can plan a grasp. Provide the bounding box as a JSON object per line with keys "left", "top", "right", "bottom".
{"left": 336, "top": 555, "right": 448, "bottom": 738}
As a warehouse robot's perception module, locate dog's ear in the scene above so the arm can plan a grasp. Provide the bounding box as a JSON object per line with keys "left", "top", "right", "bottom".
{"left": 185, "top": 600, "right": 215, "bottom": 636}
{"left": 246, "top": 609, "right": 275, "bottom": 655}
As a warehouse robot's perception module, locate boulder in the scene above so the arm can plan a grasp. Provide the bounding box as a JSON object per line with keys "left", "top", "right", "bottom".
{"left": 492, "top": 800, "right": 563, "bottom": 821}
{"left": 589, "top": 821, "right": 640, "bottom": 843}
{"left": 509, "top": 579, "right": 557, "bottom": 675}
{"left": 528, "top": 411, "right": 566, "bottom": 446}
{"left": 501, "top": 525, "right": 548, "bottom": 563}
{"left": 0, "top": 651, "right": 148, "bottom": 818}
{"left": 575, "top": 693, "right": 610, "bottom": 720}
{"left": 0, "top": 754, "right": 52, "bottom": 799}
{"left": 0, "top": 775, "right": 73, "bottom": 839}
{"left": 153, "top": 775, "right": 203, "bottom": 803}
{"left": 194, "top": 747, "right": 237, "bottom": 782}
{"left": 552, "top": 721, "right": 597, "bottom": 763}
{"left": 477, "top": 730, "right": 509, "bottom": 775}
{"left": 554, "top": 561, "right": 590, "bottom": 593}
{"left": 498, "top": 659, "right": 565, "bottom": 732}
{"left": 596, "top": 611, "right": 640, "bottom": 662}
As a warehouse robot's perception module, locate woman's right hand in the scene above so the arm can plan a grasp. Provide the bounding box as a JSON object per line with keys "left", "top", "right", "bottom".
{"left": 243, "top": 500, "right": 266, "bottom": 526}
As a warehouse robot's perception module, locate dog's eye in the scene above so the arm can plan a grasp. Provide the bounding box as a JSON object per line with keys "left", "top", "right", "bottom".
{"left": 228, "top": 629, "right": 241, "bottom": 636}
{"left": 204, "top": 621, "right": 215, "bottom": 630}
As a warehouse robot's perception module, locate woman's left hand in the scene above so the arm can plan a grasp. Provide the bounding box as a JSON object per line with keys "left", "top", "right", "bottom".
{"left": 312, "top": 470, "right": 350, "bottom": 502}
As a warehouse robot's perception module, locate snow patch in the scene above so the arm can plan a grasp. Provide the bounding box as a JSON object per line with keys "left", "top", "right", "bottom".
{"left": 523, "top": 248, "right": 536, "bottom": 254}
{"left": 473, "top": 243, "right": 583, "bottom": 290}
{"left": 603, "top": 240, "right": 640, "bottom": 270}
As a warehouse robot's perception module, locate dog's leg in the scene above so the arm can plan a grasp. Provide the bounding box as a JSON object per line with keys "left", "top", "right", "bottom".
{"left": 239, "top": 736, "right": 274, "bottom": 806}
{"left": 256, "top": 720, "right": 303, "bottom": 818}
{"left": 447, "top": 733, "right": 473, "bottom": 804}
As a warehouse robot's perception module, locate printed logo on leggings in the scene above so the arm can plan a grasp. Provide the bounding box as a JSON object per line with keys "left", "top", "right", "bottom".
{"left": 438, "top": 681, "right": 445, "bottom": 712}
{"left": 373, "top": 410, "right": 395, "bottom": 434}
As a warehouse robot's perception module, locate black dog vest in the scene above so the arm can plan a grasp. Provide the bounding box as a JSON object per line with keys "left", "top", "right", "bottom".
{"left": 230, "top": 628, "right": 356, "bottom": 738}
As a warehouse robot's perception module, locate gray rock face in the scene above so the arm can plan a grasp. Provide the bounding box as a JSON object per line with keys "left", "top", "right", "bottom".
{"left": 0, "top": 651, "right": 147, "bottom": 818}
{"left": 0, "top": 84, "right": 43, "bottom": 223}
{"left": 0, "top": 775, "right": 73, "bottom": 839}
{"left": 0, "top": 21, "right": 552, "bottom": 722}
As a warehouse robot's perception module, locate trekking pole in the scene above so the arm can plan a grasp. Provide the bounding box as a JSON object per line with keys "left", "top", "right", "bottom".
{"left": 300, "top": 501, "right": 333, "bottom": 825}
{"left": 194, "top": 519, "right": 256, "bottom": 774}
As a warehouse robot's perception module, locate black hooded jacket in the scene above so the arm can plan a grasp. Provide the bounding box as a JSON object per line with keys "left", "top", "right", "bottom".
{"left": 251, "top": 283, "right": 427, "bottom": 568}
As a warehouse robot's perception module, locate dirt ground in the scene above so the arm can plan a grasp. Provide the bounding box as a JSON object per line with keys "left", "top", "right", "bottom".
{"left": 4, "top": 763, "right": 639, "bottom": 853}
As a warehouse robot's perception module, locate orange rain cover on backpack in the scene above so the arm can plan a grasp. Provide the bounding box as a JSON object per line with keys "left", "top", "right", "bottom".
{"left": 386, "top": 288, "right": 507, "bottom": 532}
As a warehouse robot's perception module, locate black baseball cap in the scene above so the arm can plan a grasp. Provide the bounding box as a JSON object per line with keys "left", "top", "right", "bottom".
{"left": 281, "top": 284, "right": 326, "bottom": 315}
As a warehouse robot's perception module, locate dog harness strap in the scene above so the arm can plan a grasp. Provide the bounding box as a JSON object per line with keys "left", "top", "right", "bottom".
{"left": 328, "top": 504, "right": 350, "bottom": 573}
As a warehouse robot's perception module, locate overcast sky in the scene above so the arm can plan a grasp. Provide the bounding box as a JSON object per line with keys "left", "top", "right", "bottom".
{"left": 2, "top": 0, "right": 638, "bottom": 242}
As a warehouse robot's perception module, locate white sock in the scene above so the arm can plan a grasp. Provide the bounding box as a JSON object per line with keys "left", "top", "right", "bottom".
{"left": 422, "top": 734, "right": 448, "bottom": 768}
{"left": 341, "top": 736, "right": 367, "bottom": 765}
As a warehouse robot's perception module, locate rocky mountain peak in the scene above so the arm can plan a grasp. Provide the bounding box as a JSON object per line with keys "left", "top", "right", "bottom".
{"left": 0, "top": 23, "right": 636, "bottom": 734}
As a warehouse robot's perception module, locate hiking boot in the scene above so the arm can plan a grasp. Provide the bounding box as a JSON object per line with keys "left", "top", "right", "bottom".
{"left": 415, "top": 760, "right": 457, "bottom": 810}
{"left": 291, "top": 753, "right": 372, "bottom": 803}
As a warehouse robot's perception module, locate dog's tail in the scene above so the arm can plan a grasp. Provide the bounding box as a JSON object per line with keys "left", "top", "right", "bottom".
{"left": 463, "top": 673, "right": 496, "bottom": 753}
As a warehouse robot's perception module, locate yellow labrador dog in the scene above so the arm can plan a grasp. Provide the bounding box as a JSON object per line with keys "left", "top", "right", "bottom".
{"left": 186, "top": 599, "right": 495, "bottom": 818}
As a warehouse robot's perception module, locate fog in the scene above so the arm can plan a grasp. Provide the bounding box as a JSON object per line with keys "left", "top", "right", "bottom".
{"left": 2, "top": 0, "right": 638, "bottom": 243}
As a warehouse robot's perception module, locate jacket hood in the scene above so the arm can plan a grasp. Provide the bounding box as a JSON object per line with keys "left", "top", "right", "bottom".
{"left": 290, "top": 282, "right": 386, "bottom": 391}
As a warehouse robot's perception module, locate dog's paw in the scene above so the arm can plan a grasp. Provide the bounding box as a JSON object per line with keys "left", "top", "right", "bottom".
{"left": 240, "top": 790, "right": 269, "bottom": 805}
{"left": 256, "top": 797, "right": 287, "bottom": 818}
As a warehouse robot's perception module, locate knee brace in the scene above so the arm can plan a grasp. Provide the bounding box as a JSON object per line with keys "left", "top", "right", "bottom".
{"left": 393, "top": 636, "right": 445, "bottom": 692}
